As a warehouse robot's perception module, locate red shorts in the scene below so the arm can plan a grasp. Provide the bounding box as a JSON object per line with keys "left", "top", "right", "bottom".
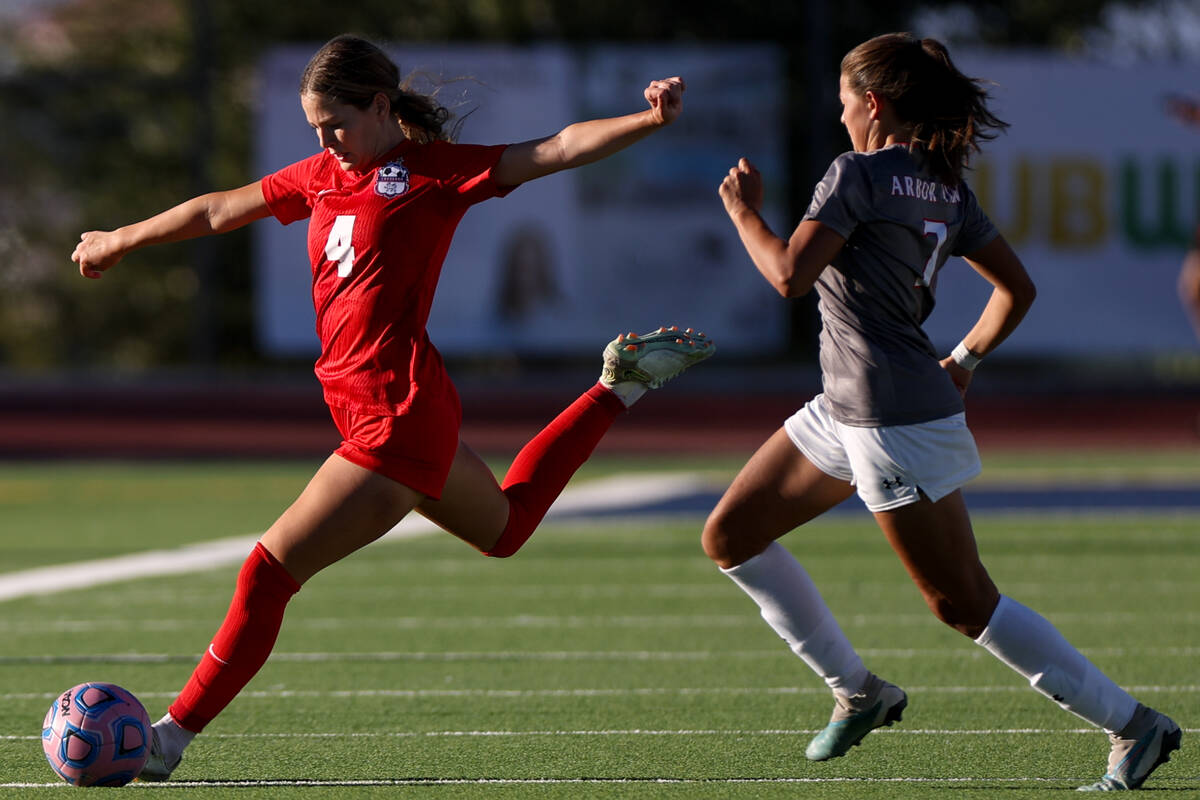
{"left": 329, "top": 393, "right": 461, "bottom": 500}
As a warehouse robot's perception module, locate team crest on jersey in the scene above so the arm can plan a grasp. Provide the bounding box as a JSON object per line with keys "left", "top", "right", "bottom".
{"left": 375, "top": 159, "right": 410, "bottom": 197}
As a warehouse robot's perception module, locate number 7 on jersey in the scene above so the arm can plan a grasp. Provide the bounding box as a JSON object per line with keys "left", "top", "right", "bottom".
{"left": 920, "top": 218, "right": 947, "bottom": 287}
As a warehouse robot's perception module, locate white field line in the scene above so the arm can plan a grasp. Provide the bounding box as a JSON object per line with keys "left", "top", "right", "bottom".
{"left": 6, "top": 727, "right": 1200, "bottom": 743}
{"left": 67, "top": 579, "right": 1187, "bottom": 599}
{"left": 5, "top": 684, "right": 1198, "bottom": 703}
{"left": 8, "top": 728, "right": 1200, "bottom": 746}
{"left": 0, "top": 473, "right": 716, "bottom": 603}
{"left": 6, "top": 610, "right": 1200, "bottom": 634}
{"left": 6, "top": 645, "right": 1200, "bottom": 666}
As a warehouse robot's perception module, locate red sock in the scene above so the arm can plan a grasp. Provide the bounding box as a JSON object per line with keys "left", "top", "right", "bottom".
{"left": 484, "top": 382, "right": 625, "bottom": 558}
{"left": 169, "top": 542, "right": 301, "bottom": 732}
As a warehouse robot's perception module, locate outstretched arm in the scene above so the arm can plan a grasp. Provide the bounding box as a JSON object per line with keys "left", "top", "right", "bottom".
{"left": 940, "top": 234, "right": 1037, "bottom": 395}
{"left": 72, "top": 181, "right": 271, "bottom": 279}
{"left": 720, "top": 157, "right": 845, "bottom": 298}
{"left": 492, "top": 77, "right": 684, "bottom": 187}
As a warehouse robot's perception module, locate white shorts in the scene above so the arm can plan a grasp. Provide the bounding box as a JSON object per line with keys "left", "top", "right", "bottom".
{"left": 783, "top": 394, "right": 981, "bottom": 512}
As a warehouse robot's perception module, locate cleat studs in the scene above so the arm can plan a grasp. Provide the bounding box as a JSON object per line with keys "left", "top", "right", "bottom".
{"left": 624, "top": 344, "right": 639, "bottom": 352}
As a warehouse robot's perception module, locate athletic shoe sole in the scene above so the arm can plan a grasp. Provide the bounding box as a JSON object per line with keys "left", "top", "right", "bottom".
{"left": 601, "top": 326, "right": 714, "bottom": 389}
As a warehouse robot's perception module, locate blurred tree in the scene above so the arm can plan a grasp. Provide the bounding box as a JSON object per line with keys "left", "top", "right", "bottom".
{"left": 0, "top": 0, "right": 1149, "bottom": 371}
{"left": 1, "top": 0, "right": 222, "bottom": 370}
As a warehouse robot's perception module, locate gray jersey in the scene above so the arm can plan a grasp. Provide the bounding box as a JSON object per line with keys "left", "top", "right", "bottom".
{"left": 802, "top": 144, "right": 998, "bottom": 427}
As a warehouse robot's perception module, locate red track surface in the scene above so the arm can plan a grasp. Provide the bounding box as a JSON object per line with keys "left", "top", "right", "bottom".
{"left": 0, "top": 382, "right": 1195, "bottom": 459}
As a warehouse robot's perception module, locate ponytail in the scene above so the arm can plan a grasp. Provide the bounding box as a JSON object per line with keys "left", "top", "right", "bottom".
{"left": 388, "top": 81, "right": 453, "bottom": 144}
{"left": 841, "top": 33, "right": 1008, "bottom": 184}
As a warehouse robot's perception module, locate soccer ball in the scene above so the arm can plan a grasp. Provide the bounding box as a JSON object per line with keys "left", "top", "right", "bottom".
{"left": 42, "top": 682, "right": 151, "bottom": 787}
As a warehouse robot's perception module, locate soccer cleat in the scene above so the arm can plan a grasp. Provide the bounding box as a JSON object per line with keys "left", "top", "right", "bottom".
{"left": 805, "top": 674, "right": 907, "bottom": 761}
{"left": 136, "top": 727, "right": 182, "bottom": 783}
{"left": 600, "top": 326, "right": 714, "bottom": 389}
{"left": 1077, "top": 704, "right": 1181, "bottom": 791}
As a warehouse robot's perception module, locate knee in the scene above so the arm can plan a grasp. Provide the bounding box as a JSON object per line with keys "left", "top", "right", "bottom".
{"left": 700, "top": 509, "right": 732, "bottom": 565}
{"left": 701, "top": 508, "right": 763, "bottom": 570}
{"left": 924, "top": 584, "right": 1000, "bottom": 639}
{"left": 700, "top": 508, "right": 721, "bottom": 553}
{"left": 927, "top": 598, "right": 988, "bottom": 639}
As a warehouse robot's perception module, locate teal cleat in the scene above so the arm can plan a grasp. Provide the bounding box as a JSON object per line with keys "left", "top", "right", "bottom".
{"left": 1077, "top": 704, "right": 1181, "bottom": 791}
{"left": 805, "top": 674, "right": 907, "bottom": 762}
{"left": 600, "top": 326, "right": 714, "bottom": 390}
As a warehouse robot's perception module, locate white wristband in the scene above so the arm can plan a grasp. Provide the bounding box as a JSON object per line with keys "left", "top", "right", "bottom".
{"left": 951, "top": 342, "right": 981, "bottom": 370}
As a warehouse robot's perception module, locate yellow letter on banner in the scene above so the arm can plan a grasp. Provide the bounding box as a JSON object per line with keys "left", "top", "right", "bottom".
{"left": 971, "top": 160, "right": 1034, "bottom": 245}
{"left": 1050, "top": 159, "right": 1107, "bottom": 248}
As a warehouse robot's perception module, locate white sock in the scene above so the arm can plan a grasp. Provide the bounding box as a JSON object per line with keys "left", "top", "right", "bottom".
{"left": 153, "top": 712, "right": 196, "bottom": 758}
{"left": 722, "top": 541, "right": 868, "bottom": 694}
{"left": 603, "top": 380, "right": 647, "bottom": 408}
{"left": 975, "top": 595, "right": 1138, "bottom": 732}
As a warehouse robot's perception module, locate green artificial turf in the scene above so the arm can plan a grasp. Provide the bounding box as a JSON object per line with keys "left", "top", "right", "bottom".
{"left": 0, "top": 457, "right": 1196, "bottom": 797}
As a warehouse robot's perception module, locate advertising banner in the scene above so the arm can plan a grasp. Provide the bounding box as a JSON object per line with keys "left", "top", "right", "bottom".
{"left": 924, "top": 54, "right": 1200, "bottom": 355}
{"left": 254, "top": 44, "right": 787, "bottom": 358}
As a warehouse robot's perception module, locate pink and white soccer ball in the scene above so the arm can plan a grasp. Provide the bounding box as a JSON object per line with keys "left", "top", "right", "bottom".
{"left": 42, "top": 682, "right": 151, "bottom": 786}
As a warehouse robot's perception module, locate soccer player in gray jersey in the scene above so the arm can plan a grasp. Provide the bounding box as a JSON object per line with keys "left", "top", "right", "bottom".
{"left": 705, "top": 33, "right": 1180, "bottom": 791}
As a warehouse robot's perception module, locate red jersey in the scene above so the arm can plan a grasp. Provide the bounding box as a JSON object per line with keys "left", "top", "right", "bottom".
{"left": 261, "top": 140, "right": 512, "bottom": 414}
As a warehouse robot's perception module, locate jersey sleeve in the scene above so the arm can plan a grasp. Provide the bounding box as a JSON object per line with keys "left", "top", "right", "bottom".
{"left": 950, "top": 181, "right": 999, "bottom": 256}
{"left": 428, "top": 142, "right": 516, "bottom": 206}
{"left": 261, "top": 152, "right": 325, "bottom": 225}
{"left": 802, "top": 152, "right": 872, "bottom": 239}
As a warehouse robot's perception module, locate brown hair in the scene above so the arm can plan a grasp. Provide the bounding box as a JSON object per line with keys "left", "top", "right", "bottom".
{"left": 841, "top": 33, "right": 1007, "bottom": 184}
{"left": 299, "top": 34, "right": 453, "bottom": 144}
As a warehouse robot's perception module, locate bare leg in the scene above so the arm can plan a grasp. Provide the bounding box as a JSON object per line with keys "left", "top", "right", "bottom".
{"left": 420, "top": 383, "right": 626, "bottom": 557}
{"left": 702, "top": 429, "right": 862, "bottom": 688}
{"left": 872, "top": 489, "right": 999, "bottom": 638}
{"left": 873, "top": 491, "right": 1137, "bottom": 722}
{"left": 704, "top": 428, "right": 906, "bottom": 760}
{"left": 261, "top": 454, "right": 426, "bottom": 584}
{"left": 703, "top": 427, "right": 854, "bottom": 568}
{"left": 142, "top": 454, "right": 429, "bottom": 779}
{"left": 150, "top": 334, "right": 705, "bottom": 779}
{"left": 173, "top": 456, "right": 424, "bottom": 726}
{"left": 416, "top": 441, "right": 512, "bottom": 551}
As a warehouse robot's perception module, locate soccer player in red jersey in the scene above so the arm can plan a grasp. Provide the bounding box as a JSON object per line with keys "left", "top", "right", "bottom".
{"left": 71, "top": 34, "right": 712, "bottom": 780}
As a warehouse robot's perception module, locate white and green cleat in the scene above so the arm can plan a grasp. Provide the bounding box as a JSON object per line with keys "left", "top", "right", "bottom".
{"left": 805, "top": 674, "right": 907, "bottom": 762}
{"left": 1078, "top": 704, "right": 1181, "bottom": 791}
{"left": 601, "top": 326, "right": 714, "bottom": 389}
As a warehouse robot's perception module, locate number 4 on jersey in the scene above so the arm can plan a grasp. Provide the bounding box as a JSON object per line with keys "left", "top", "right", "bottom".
{"left": 324, "top": 215, "right": 356, "bottom": 277}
